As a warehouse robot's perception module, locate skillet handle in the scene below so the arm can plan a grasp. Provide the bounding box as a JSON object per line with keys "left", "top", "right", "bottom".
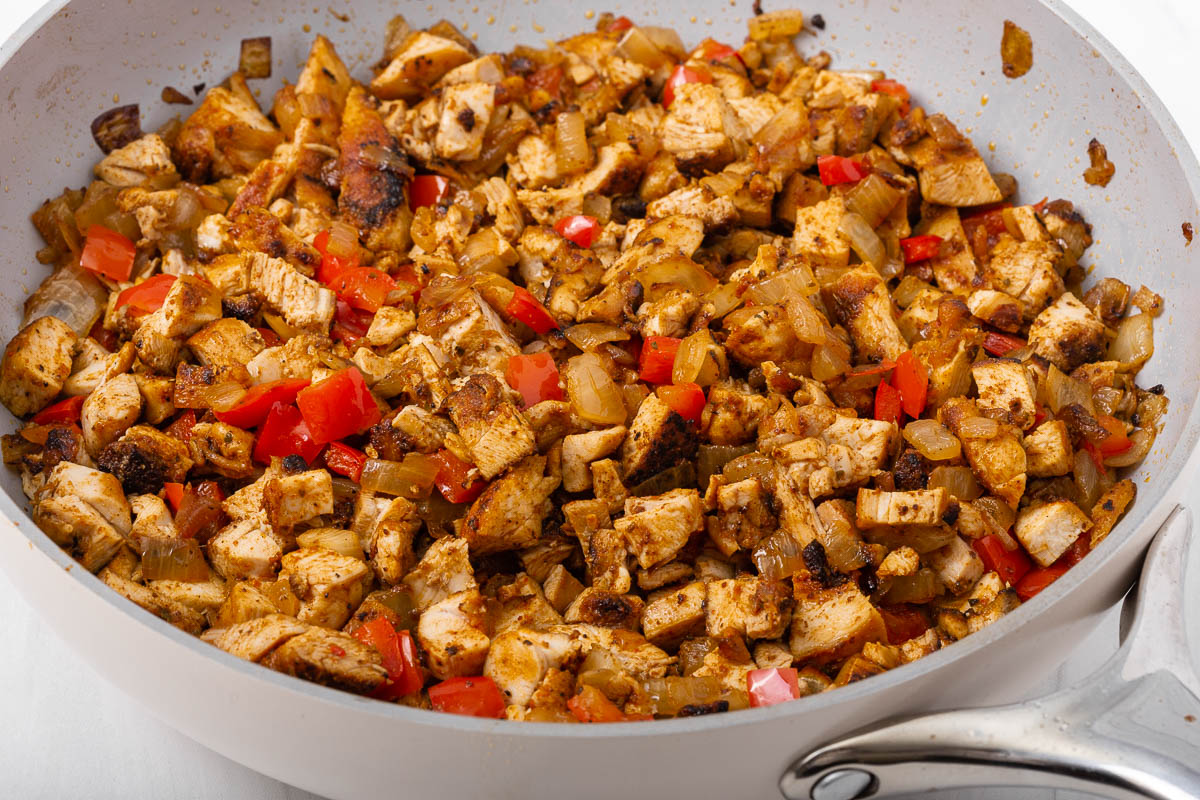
{"left": 779, "top": 506, "right": 1200, "bottom": 800}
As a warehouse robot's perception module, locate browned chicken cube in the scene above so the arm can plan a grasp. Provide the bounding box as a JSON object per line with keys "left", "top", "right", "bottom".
{"left": 445, "top": 374, "right": 537, "bottom": 480}
{"left": 0, "top": 316, "right": 76, "bottom": 417}
{"left": 614, "top": 488, "right": 705, "bottom": 569}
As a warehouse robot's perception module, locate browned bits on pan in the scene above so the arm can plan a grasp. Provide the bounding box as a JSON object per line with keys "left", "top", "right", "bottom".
{"left": 1001, "top": 20, "right": 1033, "bottom": 78}
{"left": 1183, "top": 222, "right": 1194, "bottom": 245}
{"left": 160, "top": 86, "right": 193, "bottom": 105}
{"left": 90, "top": 104, "right": 142, "bottom": 154}
{"left": 327, "top": 7, "right": 350, "bottom": 23}
{"left": 239, "top": 36, "right": 273, "bottom": 79}
{"left": 1084, "top": 138, "right": 1116, "bottom": 187}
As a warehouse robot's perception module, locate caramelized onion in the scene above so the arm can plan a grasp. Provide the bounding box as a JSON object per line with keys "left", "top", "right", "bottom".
{"left": 879, "top": 567, "right": 943, "bottom": 604}
{"left": 903, "top": 419, "right": 961, "bottom": 460}
{"left": 22, "top": 261, "right": 109, "bottom": 336}
{"left": 785, "top": 296, "right": 827, "bottom": 344}
{"left": 1108, "top": 313, "right": 1154, "bottom": 368}
{"left": 752, "top": 531, "right": 805, "bottom": 580}
{"left": 1043, "top": 365, "right": 1094, "bottom": 415}
{"left": 956, "top": 416, "right": 999, "bottom": 440}
{"left": 139, "top": 537, "right": 209, "bottom": 582}
{"left": 564, "top": 353, "right": 626, "bottom": 425}
{"left": 744, "top": 266, "right": 818, "bottom": 305}
{"left": 564, "top": 322, "right": 629, "bottom": 352}
{"left": 360, "top": 455, "right": 437, "bottom": 500}
{"left": 555, "top": 111, "right": 591, "bottom": 175}
{"left": 845, "top": 174, "right": 902, "bottom": 228}
{"left": 840, "top": 211, "right": 886, "bottom": 268}
{"left": 642, "top": 676, "right": 724, "bottom": 716}
{"left": 928, "top": 466, "right": 982, "bottom": 501}
{"left": 296, "top": 528, "right": 365, "bottom": 560}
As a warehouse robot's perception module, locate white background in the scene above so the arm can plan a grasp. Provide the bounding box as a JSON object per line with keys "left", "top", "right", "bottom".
{"left": 0, "top": 1, "right": 1196, "bottom": 798}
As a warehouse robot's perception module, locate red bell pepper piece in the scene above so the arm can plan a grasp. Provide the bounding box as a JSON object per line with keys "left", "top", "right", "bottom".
{"left": 253, "top": 401, "right": 323, "bottom": 464}
{"left": 982, "top": 331, "right": 1027, "bottom": 357}
{"left": 330, "top": 298, "right": 375, "bottom": 347}
{"left": 892, "top": 350, "right": 928, "bottom": 417}
{"left": 80, "top": 224, "right": 136, "bottom": 281}
{"left": 607, "top": 15, "right": 634, "bottom": 33}
{"left": 816, "top": 155, "right": 869, "bottom": 186}
{"left": 1015, "top": 563, "right": 1070, "bottom": 601}
{"left": 899, "top": 234, "right": 943, "bottom": 264}
{"left": 428, "top": 676, "right": 506, "bottom": 718}
{"left": 165, "top": 409, "right": 198, "bottom": 443}
{"left": 526, "top": 64, "right": 565, "bottom": 100}
{"left": 662, "top": 64, "right": 712, "bottom": 108}
{"left": 1095, "top": 414, "right": 1133, "bottom": 456}
{"left": 313, "top": 229, "right": 360, "bottom": 285}
{"left": 656, "top": 383, "right": 706, "bottom": 427}
{"left": 408, "top": 174, "right": 450, "bottom": 211}
{"left": 255, "top": 326, "right": 281, "bottom": 347}
{"left": 568, "top": 685, "right": 630, "bottom": 722}
{"left": 352, "top": 617, "right": 424, "bottom": 699}
{"left": 873, "top": 380, "right": 904, "bottom": 425}
{"left": 870, "top": 78, "right": 911, "bottom": 115}
{"left": 115, "top": 274, "right": 177, "bottom": 314}
{"left": 331, "top": 266, "right": 396, "bottom": 313}
{"left": 31, "top": 395, "right": 86, "bottom": 425}
{"left": 214, "top": 378, "right": 311, "bottom": 430}
{"left": 961, "top": 202, "right": 1013, "bottom": 244}
{"left": 973, "top": 534, "right": 1034, "bottom": 586}
{"left": 505, "top": 287, "right": 559, "bottom": 334}
{"left": 747, "top": 667, "right": 802, "bottom": 708}
{"left": 553, "top": 215, "right": 600, "bottom": 248}
{"left": 693, "top": 38, "right": 743, "bottom": 66}
{"left": 505, "top": 352, "right": 564, "bottom": 408}
{"left": 431, "top": 449, "right": 488, "bottom": 504}
{"left": 163, "top": 482, "right": 185, "bottom": 513}
{"left": 393, "top": 263, "right": 423, "bottom": 298}
{"left": 87, "top": 318, "right": 119, "bottom": 352}
{"left": 324, "top": 441, "right": 368, "bottom": 483}
{"left": 878, "top": 604, "right": 930, "bottom": 645}
{"left": 174, "top": 480, "right": 227, "bottom": 542}
{"left": 296, "top": 367, "right": 382, "bottom": 445}
{"left": 1058, "top": 533, "right": 1091, "bottom": 568}
{"left": 638, "top": 336, "right": 680, "bottom": 384}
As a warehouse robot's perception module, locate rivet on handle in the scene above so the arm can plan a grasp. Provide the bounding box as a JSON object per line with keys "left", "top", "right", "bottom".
{"left": 809, "top": 768, "right": 877, "bottom": 800}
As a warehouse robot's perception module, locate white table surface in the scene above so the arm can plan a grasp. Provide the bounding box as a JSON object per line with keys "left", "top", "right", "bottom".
{"left": 1, "top": 1, "right": 1197, "bottom": 798}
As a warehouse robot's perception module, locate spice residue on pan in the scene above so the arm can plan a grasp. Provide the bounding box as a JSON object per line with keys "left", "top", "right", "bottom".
{"left": 1084, "top": 138, "right": 1116, "bottom": 187}
{"left": 239, "top": 36, "right": 273, "bottom": 80}
{"left": 1184, "top": 222, "right": 1194, "bottom": 245}
{"left": 161, "top": 86, "right": 193, "bottom": 105}
{"left": 1001, "top": 20, "right": 1033, "bottom": 78}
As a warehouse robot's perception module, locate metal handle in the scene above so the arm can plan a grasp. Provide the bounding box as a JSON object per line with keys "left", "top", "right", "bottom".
{"left": 781, "top": 506, "right": 1200, "bottom": 800}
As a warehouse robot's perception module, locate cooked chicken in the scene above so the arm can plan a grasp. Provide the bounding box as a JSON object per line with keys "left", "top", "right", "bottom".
{"left": 418, "top": 588, "right": 492, "bottom": 679}
{"left": 620, "top": 393, "right": 698, "bottom": 485}
{"left": 1024, "top": 419, "right": 1073, "bottom": 477}
{"left": 561, "top": 426, "right": 627, "bottom": 493}
{"left": 828, "top": 266, "right": 909, "bottom": 362}
{"left": 460, "top": 455, "right": 559, "bottom": 554}
{"left": 614, "top": 488, "right": 704, "bottom": 569}
{"left": 263, "top": 626, "right": 387, "bottom": 693}
{"left": 34, "top": 462, "right": 131, "bottom": 572}
{"left": 790, "top": 578, "right": 887, "bottom": 665}
{"left": 1028, "top": 293, "right": 1108, "bottom": 372}
{"left": 402, "top": 536, "right": 477, "bottom": 611}
{"left": 281, "top": 547, "right": 372, "bottom": 629}
{"left": 706, "top": 577, "right": 791, "bottom": 640}
{"left": 1014, "top": 500, "right": 1091, "bottom": 567}
{"left": 186, "top": 318, "right": 266, "bottom": 369}
{"left": 0, "top": 316, "right": 77, "bottom": 417}
{"left": 94, "top": 133, "right": 178, "bottom": 187}
{"left": 372, "top": 32, "right": 473, "bottom": 101}
{"left": 207, "top": 512, "right": 283, "bottom": 581}
{"left": 247, "top": 252, "right": 336, "bottom": 331}
{"left": 81, "top": 373, "right": 143, "bottom": 458}
{"left": 444, "top": 374, "right": 536, "bottom": 479}
{"left": 971, "top": 358, "right": 1038, "bottom": 430}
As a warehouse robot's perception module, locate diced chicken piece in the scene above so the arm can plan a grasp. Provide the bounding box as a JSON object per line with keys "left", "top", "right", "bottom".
{"left": 371, "top": 32, "right": 473, "bottom": 100}
{"left": 1027, "top": 293, "right": 1108, "bottom": 372}
{"left": 418, "top": 588, "right": 492, "bottom": 679}
{"left": 753, "top": 640, "right": 795, "bottom": 670}
{"left": 508, "top": 133, "right": 559, "bottom": 189}
{"left": 574, "top": 142, "right": 644, "bottom": 196}
{"left": 971, "top": 358, "right": 1038, "bottom": 430}
{"left": 940, "top": 398, "right": 1027, "bottom": 507}
{"left": 94, "top": 133, "right": 177, "bottom": 187}
{"left": 208, "top": 512, "right": 283, "bottom": 580}
{"left": 828, "top": 266, "right": 909, "bottom": 362}
{"left": 563, "top": 587, "right": 644, "bottom": 631}
{"left": 445, "top": 375, "right": 536, "bottom": 477}
{"left": 706, "top": 577, "right": 792, "bottom": 641}
{"left": 1082, "top": 278, "right": 1132, "bottom": 327}
{"left": 34, "top": 461, "right": 132, "bottom": 572}
{"left": 710, "top": 478, "right": 778, "bottom": 554}
{"left": 580, "top": 525, "right": 631, "bottom": 594}
{"left": 638, "top": 582, "right": 708, "bottom": 649}
{"left": 516, "top": 185, "right": 585, "bottom": 226}
{"left": 247, "top": 252, "right": 336, "bottom": 331}
{"left": 614, "top": 488, "right": 704, "bottom": 569}
{"left": 186, "top": 421, "right": 255, "bottom": 480}
{"left": 658, "top": 82, "right": 748, "bottom": 175}
{"left": 98, "top": 424, "right": 193, "bottom": 492}
{"left": 246, "top": 332, "right": 330, "bottom": 384}
{"left": 877, "top": 545, "right": 920, "bottom": 578}
{"left": 186, "top": 318, "right": 266, "bottom": 369}
{"left": 133, "top": 373, "right": 175, "bottom": 425}
{"left": 792, "top": 194, "right": 850, "bottom": 269}
{"left": 558, "top": 623, "right": 674, "bottom": 679}
{"left": 1040, "top": 200, "right": 1093, "bottom": 269}
{"left": 263, "top": 626, "right": 387, "bottom": 694}
{"left": 728, "top": 94, "right": 784, "bottom": 136}
{"left": 561, "top": 426, "right": 627, "bottom": 493}
{"left": 365, "top": 497, "right": 421, "bottom": 584}
{"left": 281, "top": 547, "right": 372, "bottom": 629}
{"left": 484, "top": 628, "right": 578, "bottom": 708}
{"left": 262, "top": 469, "right": 333, "bottom": 529}
{"left": 390, "top": 405, "right": 454, "bottom": 454}
{"left": 701, "top": 383, "right": 769, "bottom": 446}
{"left": 790, "top": 578, "right": 887, "bottom": 665}
{"left": 966, "top": 289, "right": 1023, "bottom": 333}
{"left": 635, "top": 288, "right": 700, "bottom": 339}
{"left": 690, "top": 649, "right": 755, "bottom": 699}
{"left": 857, "top": 487, "right": 952, "bottom": 528}
{"left": 645, "top": 183, "right": 738, "bottom": 232}
{"left": 438, "top": 53, "right": 505, "bottom": 86}
{"left": 173, "top": 74, "right": 283, "bottom": 181}
{"left": 81, "top": 374, "right": 143, "bottom": 457}
{"left": 149, "top": 575, "right": 228, "bottom": 616}
{"left": 926, "top": 535, "right": 985, "bottom": 594}
{"left": 494, "top": 573, "right": 563, "bottom": 633}
{"left": 478, "top": 176, "right": 525, "bottom": 242}
{"left": 985, "top": 237, "right": 1065, "bottom": 319}
{"left": 1014, "top": 500, "right": 1091, "bottom": 567}
{"left": 128, "top": 493, "right": 177, "bottom": 540}
{"left": 460, "top": 455, "right": 559, "bottom": 555}
{"left": 215, "top": 613, "right": 308, "bottom": 661}
{"left": 904, "top": 114, "right": 1003, "bottom": 206}
{"left": 364, "top": 306, "right": 416, "bottom": 350}
{"left": 402, "top": 536, "right": 477, "bottom": 610}
{"left": 0, "top": 316, "right": 77, "bottom": 417}
{"left": 426, "top": 290, "right": 521, "bottom": 382}
{"left": 99, "top": 567, "right": 205, "bottom": 633}
{"left": 620, "top": 393, "right": 698, "bottom": 485}
{"left": 819, "top": 414, "right": 899, "bottom": 489}
{"left": 542, "top": 564, "right": 586, "bottom": 614}
{"left": 1024, "top": 419, "right": 1073, "bottom": 477}
{"left": 1089, "top": 480, "right": 1136, "bottom": 548}
{"left": 724, "top": 304, "right": 805, "bottom": 367}
{"left": 214, "top": 581, "right": 279, "bottom": 627}
{"left": 434, "top": 82, "right": 494, "bottom": 161}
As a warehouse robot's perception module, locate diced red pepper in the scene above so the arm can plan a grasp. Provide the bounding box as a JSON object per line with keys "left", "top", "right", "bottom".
{"left": 313, "top": 229, "right": 361, "bottom": 285}
{"left": 1058, "top": 533, "right": 1091, "bottom": 568}
{"left": 568, "top": 685, "right": 629, "bottom": 722}
{"left": 1032, "top": 197, "right": 1049, "bottom": 215}
{"left": 656, "top": 383, "right": 706, "bottom": 427}
{"left": 393, "top": 263, "right": 424, "bottom": 298}
{"left": 80, "top": 224, "right": 136, "bottom": 281}
{"left": 253, "top": 401, "right": 323, "bottom": 464}
{"left": 296, "top": 367, "right": 382, "bottom": 446}
{"left": 31, "top": 395, "right": 86, "bottom": 425}
{"left": 330, "top": 298, "right": 374, "bottom": 347}
{"left": 88, "top": 317, "right": 119, "bottom": 352}
{"left": 878, "top": 604, "right": 930, "bottom": 645}
{"left": 165, "top": 409, "right": 198, "bottom": 443}
{"left": 256, "top": 326, "right": 281, "bottom": 347}
{"left": 961, "top": 202, "right": 1013, "bottom": 244}
{"left": 892, "top": 350, "right": 928, "bottom": 417}
{"left": 693, "top": 38, "right": 742, "bottom": 66}
{"left": 174, "top": 481, "right": 226, "bottom": 542}
{"left": 324, "top": 441, "right": 368, "bottom": 483}
{"left": 526, "top": 64, "right": 565, "bottom": 100}
{"left": 1082, "top": 440, "right": 1107, "bottom": 473}
{"left": 353, "top": 617, "right": 424, "bottom": 699}
{"left": 428, "top": 676, "right": 506, "bottom": 718}
{"left": 1015, "top": 563, "right": 1070, "bottom": 601}
{"left": 870, "top": 78, "right": 911, "bottom": 115}
{"left": 431, "top": 449, "right": 488, "bottom": 504}
{"left": 163, "top": 482, "right": 185, "bottom": 513}
{"left": 115, "top": 274, "right": 177, "bottom": 314}
{"left": 607, "top": 15, "right": 634, "bottom": 33}
{"left": 331, "top": 266, "right": 396, "bottom": 313}
{"left": 662, "top": 64, "right": 712, "bottom": 109}
{"left": 505, "top": 287, "right": 559, "bottom": 334}
{"left": 638, "top": 336, "right": 681, "bottom": 384}
{"left": 899, "top": 234, "right": 943, "bottom": 264}
{"left": 214, "top": 378, "right": 311, "bottom": 430}
{"left": 553, "top": 215, "right": 600, "bottom": 248}
{"left": 747, "top": 667, "right": 802, "bottom": 708}
{"left": 816, "top": 155, "right": 869, "bottom": 186}
{"left": 873, "top": 380, "right": 903, "bottom": 425}
{"left": 408, "top": 174, "right": 451, "bottom": 211}
{"left": 982, "top": 331, "right": 1027, "bottom": 357}
{"left": 1033, "top": 404, "right": 1049, "bottom": 427}
{"left": 973, "top": 534, "right": 1033, "bottom": 586}
{"left": 505, "top": 352, "right": 564, "bottom": 408}
{"left": 1095, "top": 414, "right": 1133, "bottom": 456}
